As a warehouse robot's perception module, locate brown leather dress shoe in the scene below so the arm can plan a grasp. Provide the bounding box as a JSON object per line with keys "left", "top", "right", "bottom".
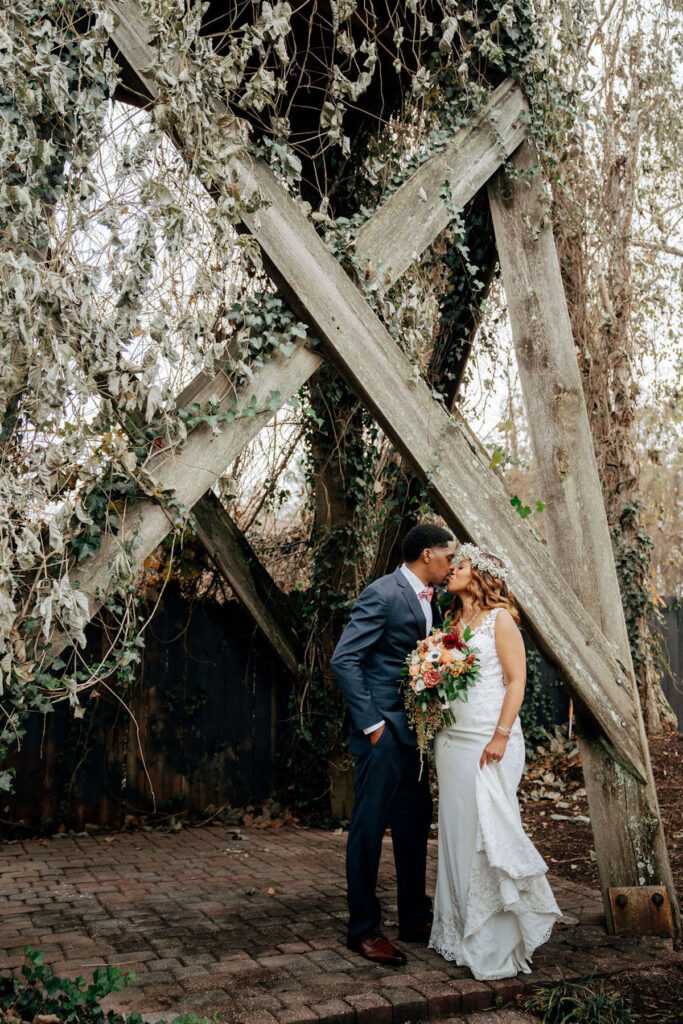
{"left": 397, "top": 920, "right": 432, "bottom": 943}
{"left": 346, "top": 932, "right": 407, "bottom": 966}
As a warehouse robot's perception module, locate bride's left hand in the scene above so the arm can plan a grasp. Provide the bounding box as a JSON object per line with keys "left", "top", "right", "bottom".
{"left": 479, "top": 732, "right": 508, "bottom": 768}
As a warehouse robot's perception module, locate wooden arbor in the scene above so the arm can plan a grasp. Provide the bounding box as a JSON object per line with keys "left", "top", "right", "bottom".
{"left": 54, "top": 0, "right": 678, "bottom": 933}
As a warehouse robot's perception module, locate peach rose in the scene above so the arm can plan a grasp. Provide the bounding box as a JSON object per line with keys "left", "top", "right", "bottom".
{"left": 409, "top": 663, "right": 420, "bottom": 677}
{"left": 423, "top": 667, "right": 440, "bottom": 688}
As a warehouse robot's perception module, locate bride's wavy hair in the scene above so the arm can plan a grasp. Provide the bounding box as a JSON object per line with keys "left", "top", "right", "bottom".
{"left": 448, "top": 553, "right": 521, "bottom": 626}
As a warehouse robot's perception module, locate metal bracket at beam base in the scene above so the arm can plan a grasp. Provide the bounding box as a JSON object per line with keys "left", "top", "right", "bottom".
{"left": 609, "top": 886, "right": 675, "bottom": 938}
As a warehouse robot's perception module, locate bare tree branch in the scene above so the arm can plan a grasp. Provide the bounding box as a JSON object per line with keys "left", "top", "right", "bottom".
{"left": 630, "top": 238, "right": 683, "bottom": 259}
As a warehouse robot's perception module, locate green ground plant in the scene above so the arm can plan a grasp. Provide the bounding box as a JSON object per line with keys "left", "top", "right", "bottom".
{"left": 525, "top": 975, "right": 634, "bottom": 1024}
{"left": 0, "top": 948, "right": 213, "bottom": 1024}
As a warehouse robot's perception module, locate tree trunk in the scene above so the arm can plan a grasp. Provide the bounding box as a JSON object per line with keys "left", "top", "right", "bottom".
{"left": 549, "top": 49, "right": 674, "bottom": 736}
{"left": 305, "top": 366, "right": 371, "bottom": 818}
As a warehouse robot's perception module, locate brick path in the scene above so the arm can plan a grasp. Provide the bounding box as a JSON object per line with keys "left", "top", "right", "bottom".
{"left": 1, "top": 825, "right": 679, "bottom": 1023}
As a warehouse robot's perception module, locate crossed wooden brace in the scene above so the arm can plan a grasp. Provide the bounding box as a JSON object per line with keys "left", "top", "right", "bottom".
{"left": 52, "top": 0, "right": 646, "bottom": 781}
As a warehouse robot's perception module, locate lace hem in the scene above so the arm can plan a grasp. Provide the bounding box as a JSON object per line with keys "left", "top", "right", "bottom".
{"left": 429, "top": 916, "right": 556, "bottom": 981}
{"left": 464, "top": 860, "right": 559, "bottom": 938}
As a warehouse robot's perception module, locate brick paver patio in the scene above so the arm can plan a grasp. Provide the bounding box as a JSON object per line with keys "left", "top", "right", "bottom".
{"left": 0, "top": 825, "right": 679, "bottom": 1023}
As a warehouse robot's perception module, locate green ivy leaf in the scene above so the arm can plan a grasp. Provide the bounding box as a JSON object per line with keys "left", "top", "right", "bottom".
{"left": 511, "top": 495, "right": 532, "bottom": 519}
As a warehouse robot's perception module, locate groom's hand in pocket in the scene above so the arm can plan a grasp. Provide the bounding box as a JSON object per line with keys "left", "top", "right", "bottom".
{"left": 370, "top": 724, "right": 385, "bottom": 746}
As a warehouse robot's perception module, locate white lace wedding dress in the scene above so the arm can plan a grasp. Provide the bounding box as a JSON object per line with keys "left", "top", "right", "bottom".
{"left": 429, "top": 608, "right": 561, "bottom": 980}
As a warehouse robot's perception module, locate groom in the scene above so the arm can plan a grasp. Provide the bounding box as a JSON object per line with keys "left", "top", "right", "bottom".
{"left": 331, "top": 523, "right": 456, "bottom": 966}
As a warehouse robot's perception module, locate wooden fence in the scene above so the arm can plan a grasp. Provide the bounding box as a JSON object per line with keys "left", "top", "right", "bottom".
{"left": 2, "top": 588, "right": 290, "bottom": 834}
{"left": 2, "top": 594, "right": 679, "bottom": 835}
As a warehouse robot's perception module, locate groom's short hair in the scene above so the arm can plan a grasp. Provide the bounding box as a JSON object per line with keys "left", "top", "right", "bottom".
{"left": 402, "top": 523, "right": 454, "bottom": 563}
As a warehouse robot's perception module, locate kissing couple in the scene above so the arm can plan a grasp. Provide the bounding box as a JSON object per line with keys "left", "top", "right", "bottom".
{"left": 330, "top": 523, "right": 561, "bottom": 980}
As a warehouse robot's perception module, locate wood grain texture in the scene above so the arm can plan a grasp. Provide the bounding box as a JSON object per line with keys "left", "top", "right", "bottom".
{"left": 193, "top": 491, "right": 304, "bottom": 677}
{"left": 489, "top": 142, "right": 679, "bottom": 934}
{"left": 488, "top": 143, "right": 631, "bottom": 658}
{"left": 49, "top": 342, "right": 321, "bottom": 659}
{"left": 354, "top": 78, "right": 528, "bottom": 286}
{"left": 117, "top": 362, "right": 307, "bottom": 681}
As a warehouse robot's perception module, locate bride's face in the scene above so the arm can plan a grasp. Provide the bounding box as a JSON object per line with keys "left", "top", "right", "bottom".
{"left": 446, "top": 558, "right": 472, "bottom": 595}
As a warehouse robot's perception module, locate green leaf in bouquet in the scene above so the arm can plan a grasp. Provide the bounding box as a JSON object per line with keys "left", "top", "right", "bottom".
{"left": 463, "top": 625, "right": 472, "bottom": 642}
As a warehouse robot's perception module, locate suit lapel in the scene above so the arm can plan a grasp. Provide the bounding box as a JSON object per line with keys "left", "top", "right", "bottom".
{"left": 394, "top": 567, "right": 428, "bottom": 638}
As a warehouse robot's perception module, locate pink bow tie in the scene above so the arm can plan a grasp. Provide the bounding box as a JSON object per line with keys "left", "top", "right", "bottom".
{"left": 418, "top": 586, "right": 434, "bottom": 602}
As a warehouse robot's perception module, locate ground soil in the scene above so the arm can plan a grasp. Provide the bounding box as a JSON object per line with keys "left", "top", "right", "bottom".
{"left": 600, "top": 962, "right": 683, "bottom": 1023}
{"left": 518, "top": 730, "right": 683, "bottom": 909}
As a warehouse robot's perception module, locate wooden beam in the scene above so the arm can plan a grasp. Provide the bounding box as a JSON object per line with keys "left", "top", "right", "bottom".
{"left": 488, "top": 141, "right": 680, "bottom": 934}
{"left": 192, "top": 491, "right": 304, "bottom": 677}
{"left": 46, "top": 342, "right": 321, "bottom": 661}
{"left": 354, "top": 78, "right": 528, "bottom": 286}
{"left": 105, "top": 0, "right": 646, "bottom": 778}
{"left": 104, "top": 357, "right": 307, "bottom": 683}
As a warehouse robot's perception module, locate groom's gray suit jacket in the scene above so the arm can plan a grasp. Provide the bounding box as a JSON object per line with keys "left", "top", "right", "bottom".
{"left": 331, "top": 567, "right": 443, "bottom": 754}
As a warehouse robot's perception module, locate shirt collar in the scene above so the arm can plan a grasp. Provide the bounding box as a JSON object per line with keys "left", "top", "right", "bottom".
{"left": 400, "top": 563, "right": 428, "bottom": 595}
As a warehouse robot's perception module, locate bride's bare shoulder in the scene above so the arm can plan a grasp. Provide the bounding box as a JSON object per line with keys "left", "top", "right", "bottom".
{"left": 493, "top": 607, "right": 520, "bottom": 634}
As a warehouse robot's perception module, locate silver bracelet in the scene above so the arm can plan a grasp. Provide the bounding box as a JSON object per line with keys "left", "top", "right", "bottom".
{"left": 496, "top": 725, "right": 511, "bottom": 737}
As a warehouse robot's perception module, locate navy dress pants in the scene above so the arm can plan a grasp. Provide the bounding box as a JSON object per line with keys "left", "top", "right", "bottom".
{"left": 345, "top": 726, "right": 433, "bottom": 940}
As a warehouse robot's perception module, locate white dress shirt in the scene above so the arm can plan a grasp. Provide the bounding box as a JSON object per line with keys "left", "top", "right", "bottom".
{"left": 400, "top": 562, "right": 433, "bottom": 635}
{"left": 363, "top": 564, "right": 433, "bottom": 735}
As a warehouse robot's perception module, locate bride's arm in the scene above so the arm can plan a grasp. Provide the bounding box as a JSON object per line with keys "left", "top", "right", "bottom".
{"left": 479, "top": 609, "right": 526, "bottom": 767}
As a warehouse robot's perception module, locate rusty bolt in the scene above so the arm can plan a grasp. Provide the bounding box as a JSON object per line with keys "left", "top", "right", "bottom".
{"left": 616, "top": 894, "right": 628, "bottom": 908}
{"left": 652, "top": 892, "right": 664, "bottom": 907}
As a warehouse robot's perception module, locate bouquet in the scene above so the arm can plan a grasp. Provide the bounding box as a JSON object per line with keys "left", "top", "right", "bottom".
{"left": 401, "top": 623, "right": 480, "bottom": 767}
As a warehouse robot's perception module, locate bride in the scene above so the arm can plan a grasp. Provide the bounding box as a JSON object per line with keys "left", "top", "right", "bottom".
{"left": 429, "top": 544, "right": 561, "bottom": 980}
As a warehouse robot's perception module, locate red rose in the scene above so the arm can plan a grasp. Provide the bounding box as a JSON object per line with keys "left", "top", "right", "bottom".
{"left": 423, "top": 667, "right": 440, "bottom": 688}
{"left": 442, "top": 633, "right": 465, "bottom": 651}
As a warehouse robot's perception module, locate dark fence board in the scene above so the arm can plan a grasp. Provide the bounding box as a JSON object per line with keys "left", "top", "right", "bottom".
{"left": 2, "top": 590, "right": 290, "bottom": 834}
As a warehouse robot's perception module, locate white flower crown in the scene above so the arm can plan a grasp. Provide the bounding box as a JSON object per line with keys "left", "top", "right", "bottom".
{"left": 459, "top": 543, "right": 509, "bottom": 583}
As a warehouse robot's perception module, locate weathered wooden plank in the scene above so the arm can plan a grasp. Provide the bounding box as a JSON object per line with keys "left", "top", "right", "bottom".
{"left": 488, "top": 147, "right": 631, "bottom": 657}
{"left": 488, "top": 142, "right": 680, "bottom": 934}
{"left": 354, "top": 78, "right": 528, "bottom": 285}
{"left": 106, "top": 355, "right": 307, "bottom": 682}
{"left": 47, "top": 342, "right": 321, "bottom": 660}
{"left": 192, "top": 491, "right": 304, "bottom": 677}
{"left": 105, "top": 0, "right": 646, "bottom": 778}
